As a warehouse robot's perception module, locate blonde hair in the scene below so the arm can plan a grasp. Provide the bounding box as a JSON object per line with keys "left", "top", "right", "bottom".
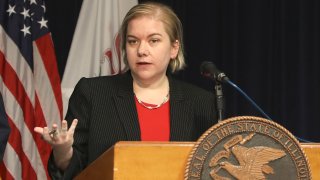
{"left": 119, "top": 2, "right": 185, "bottom": 73}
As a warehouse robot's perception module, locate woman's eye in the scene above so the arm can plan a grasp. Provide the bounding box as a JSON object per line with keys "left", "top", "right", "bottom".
{"left": 127, "top": 39, "right": 138, "bottom": 44}
{"left": 150, "top": 39, "right": 160, "bottom": 44}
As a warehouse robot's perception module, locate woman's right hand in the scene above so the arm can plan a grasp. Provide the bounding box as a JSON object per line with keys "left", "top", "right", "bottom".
{"left": 34, "top": 119, "right": 78, "bottom": 170}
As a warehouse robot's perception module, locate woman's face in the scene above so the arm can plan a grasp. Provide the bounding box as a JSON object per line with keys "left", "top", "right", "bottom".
{"left": 126, "top": 15, "right": 179, "bottom": 83}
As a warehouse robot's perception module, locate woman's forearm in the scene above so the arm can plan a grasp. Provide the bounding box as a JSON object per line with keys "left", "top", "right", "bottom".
{"left": 53, "top": 147, "right": 73, "bottom": 171}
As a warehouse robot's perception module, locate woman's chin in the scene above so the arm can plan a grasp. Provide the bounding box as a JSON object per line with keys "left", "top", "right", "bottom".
{"left": 132, "top": 71, "right": 164, "bottom": 82}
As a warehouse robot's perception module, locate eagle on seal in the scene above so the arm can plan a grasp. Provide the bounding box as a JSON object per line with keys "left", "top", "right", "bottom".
{"left": 219, "top": 145, "right": 286, "bottom": 180}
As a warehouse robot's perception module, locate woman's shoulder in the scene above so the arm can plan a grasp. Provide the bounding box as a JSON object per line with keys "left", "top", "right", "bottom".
{"left": 73, "top": 72, "right": 132, "bottom": 96}
{"left": 169, "top": 77, "right": 213, "bottom": 97}
{"left": 78, "top": 72, "right": 131, "bottom": 86}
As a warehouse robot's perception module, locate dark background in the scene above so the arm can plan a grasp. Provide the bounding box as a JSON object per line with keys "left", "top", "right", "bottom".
{"left": 45, "top": 0, "right": 320, "bottom": 142}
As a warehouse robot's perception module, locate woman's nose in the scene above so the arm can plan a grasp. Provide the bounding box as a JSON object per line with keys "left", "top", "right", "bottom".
{"left": 137, "top": 42, "right": 150, "bottom": 56}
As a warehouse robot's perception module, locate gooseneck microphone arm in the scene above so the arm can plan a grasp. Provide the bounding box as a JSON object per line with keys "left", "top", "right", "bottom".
{"left": 200, "top": 61, "right": 311, "bottom": 143}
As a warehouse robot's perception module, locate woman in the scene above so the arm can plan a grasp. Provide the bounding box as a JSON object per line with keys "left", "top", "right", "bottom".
{"left": 35, "top": 2, "right": 217, "bottom": 179}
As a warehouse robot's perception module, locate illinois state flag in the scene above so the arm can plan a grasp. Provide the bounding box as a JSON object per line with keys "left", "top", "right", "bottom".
{"left": 0, "top": 0, "right": 63, "bottom": 179}
{"left": 61, "top": 0, "right": 137, "bottom": 116}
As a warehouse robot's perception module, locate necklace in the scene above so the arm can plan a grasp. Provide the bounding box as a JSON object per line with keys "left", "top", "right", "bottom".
{"left": 135, "top": 93, "right": 169, "bottom": 110}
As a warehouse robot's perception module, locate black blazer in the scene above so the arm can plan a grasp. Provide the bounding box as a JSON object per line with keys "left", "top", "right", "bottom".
{"left": 50, "top": 72, "right": 217, "bottom": 179}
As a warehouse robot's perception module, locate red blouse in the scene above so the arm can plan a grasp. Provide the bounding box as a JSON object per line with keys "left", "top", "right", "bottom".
{"left": 135, "top": 96, "right": 170, "bottom": 141}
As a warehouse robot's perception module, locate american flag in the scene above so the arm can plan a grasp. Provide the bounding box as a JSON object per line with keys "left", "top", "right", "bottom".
{"left": 0, "top": 0, "right": 63, "bottom": 179}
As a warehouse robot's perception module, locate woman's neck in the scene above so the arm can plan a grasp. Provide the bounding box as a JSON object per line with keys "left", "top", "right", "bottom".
{"left": 133, "top": 75, "right": 169, "bottom": 105}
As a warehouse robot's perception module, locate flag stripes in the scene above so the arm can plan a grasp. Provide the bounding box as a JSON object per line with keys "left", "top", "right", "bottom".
{"left": 7, "top": 117, "right": 38, "bottom": 179}
{"left": 0, "top": 0, "right": 63, "bottom": 179}
{"left": 34, "top": 35, "right": 63, "bottom": 119}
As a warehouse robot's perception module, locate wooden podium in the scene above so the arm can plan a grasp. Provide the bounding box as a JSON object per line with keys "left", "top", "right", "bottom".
{"left": 76, "top": 142, "right": 320, "bottom": 180}
{"left": 75, "top": 141, "right": 320, "bottom": 179}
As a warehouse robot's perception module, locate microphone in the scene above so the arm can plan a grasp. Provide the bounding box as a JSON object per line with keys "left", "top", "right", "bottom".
{"left": 200, "top": 61, "right": 270, "bottom": 119}
{"left": 200, "top": 61, "right": 229, "bottom": 83}
{"left": 200, "top": 61, "right": 311, "bottom": 142}
{"left": 200, "top": 61, "right": 226, "bottom": 121}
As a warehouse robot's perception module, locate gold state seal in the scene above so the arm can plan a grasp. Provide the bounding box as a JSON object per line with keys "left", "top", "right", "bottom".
{"left": 185, "top": 116, "right": 311, "bottom": 180}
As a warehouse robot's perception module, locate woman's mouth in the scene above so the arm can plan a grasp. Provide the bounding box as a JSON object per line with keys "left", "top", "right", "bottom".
{"left": 137, "top": 62, "right": 151, "bottom": 65}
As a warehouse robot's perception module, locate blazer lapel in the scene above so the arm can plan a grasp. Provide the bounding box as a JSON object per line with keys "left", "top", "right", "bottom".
{"left": 113, "top": 73, "right": 141, "bottom": 141}
{"left": 169, "top": 77, "right": 194, "bottom": 141}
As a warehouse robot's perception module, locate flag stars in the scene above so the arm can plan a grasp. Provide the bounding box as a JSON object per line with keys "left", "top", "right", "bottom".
{"left": 7, "top": 5, "right": 16, "bottom": 16}
{"left": 38, "top": 17, "right": 48, "bottom": 29}
{"left": 21, "top": 24, "right": 31, "bottom": 37}
{"left": 20, "top": 8, "right": 31, "bottom": 19}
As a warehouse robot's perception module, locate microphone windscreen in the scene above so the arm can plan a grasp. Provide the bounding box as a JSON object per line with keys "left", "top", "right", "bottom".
{"left": 200, "top": 61, "right": 217, "bottom": 79}
{"left": 200, "top": 61, "right": 229, "bottom": 82}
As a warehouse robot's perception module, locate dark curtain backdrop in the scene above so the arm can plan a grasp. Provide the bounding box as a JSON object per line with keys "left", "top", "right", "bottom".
{"left": 46, "top": 0, "right": 320, "bottom": 142}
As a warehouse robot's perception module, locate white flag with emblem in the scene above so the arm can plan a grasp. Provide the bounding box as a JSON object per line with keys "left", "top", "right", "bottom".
{"left": 61, "top": 0, "right": 137, "bottom": 116}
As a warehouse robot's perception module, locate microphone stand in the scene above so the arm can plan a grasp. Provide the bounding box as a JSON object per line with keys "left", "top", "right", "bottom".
{"left": 200, "top": 61, "right": 311, "bottom": 142}
{"left": 214, "top": 81, "right": 225, "bottom": 122}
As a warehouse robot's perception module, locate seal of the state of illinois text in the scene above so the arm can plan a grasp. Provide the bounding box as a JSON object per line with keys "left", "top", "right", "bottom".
{"left": 185, "top": 116, "right": 311, "bottom": 180}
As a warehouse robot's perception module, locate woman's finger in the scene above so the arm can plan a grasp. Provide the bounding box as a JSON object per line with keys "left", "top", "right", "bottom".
{"left": 41, "top": 127, "right": 52, "bottom": 142}
{"left": 68, "top": 119, "right": 78, "bottom": 136}
{"left": 34, "top": 127, "right": 44, "bottom": 135}
{"left": 49, "top": 125, "right": 59, "bottom": 140}
{"left": 61, "top": 120, "right": 68, "bottom": 134}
